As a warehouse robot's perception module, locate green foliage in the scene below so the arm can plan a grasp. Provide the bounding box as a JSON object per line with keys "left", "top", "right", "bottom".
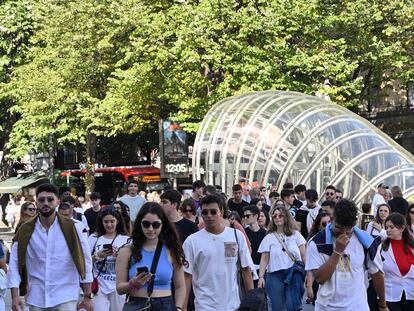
{"left": 2, "top": 0, "right": 413, "bottom": 161}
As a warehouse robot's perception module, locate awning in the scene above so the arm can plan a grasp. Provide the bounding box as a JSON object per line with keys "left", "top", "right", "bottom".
{"left": 0, "top": 173, "right": 49, "bottom": 194}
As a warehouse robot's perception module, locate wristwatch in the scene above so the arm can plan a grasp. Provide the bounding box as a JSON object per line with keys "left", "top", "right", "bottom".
{"left": 84, "top": 292, "right": 94, "bottom": 299}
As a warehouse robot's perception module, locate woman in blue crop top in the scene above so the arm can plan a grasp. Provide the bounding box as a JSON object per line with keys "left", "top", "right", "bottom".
{"left": 116, "top": 202, "right": 187, "bottom": 311}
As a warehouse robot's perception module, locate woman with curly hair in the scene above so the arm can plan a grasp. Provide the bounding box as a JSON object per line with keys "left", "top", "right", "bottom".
{"left": 116, "top": 202, "right": 186, "bottom": 310}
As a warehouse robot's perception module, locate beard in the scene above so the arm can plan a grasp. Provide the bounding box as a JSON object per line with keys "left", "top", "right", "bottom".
{"left": 39, "top": 205, "right": 55, "bottom": 217}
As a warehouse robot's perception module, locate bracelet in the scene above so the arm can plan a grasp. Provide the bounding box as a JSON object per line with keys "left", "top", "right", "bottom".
{"left": 333, "top": 249, "right": 343, "bottom": 256}
{"left": 176, "top": 307, "right": 182, "bottom": 311}
{"left": 258, "top": 276, "right": 264, "bottom": 279}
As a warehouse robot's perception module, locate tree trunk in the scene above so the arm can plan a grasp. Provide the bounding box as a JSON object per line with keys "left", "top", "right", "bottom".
{"left": 48, "top": 134, "right": 55, "bottom": 184}
{"left": 84, "top": 134, "right": 97, "bottom": 195}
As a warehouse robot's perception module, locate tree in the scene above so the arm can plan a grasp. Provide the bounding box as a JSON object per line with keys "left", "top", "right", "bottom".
{"left": 0, "top": 0, "right": 40, "bottom": 178}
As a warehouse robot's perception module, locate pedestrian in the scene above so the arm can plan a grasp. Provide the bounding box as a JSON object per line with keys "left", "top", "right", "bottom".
{"left": 159, "top": 190, "right": 198, "bottom": 244}
{"left": 388, "top": 186, "right": 409, "bottom": 215}
{"left": 258, "top": 210, "right": 270, "bottom": 231}
{"left": 306, "top": 199, "right": 388, "bottom": 311}
{"left": 242, "top": 205, "right": 267, "bottom": 288}
{"left": 14, "top": 202, "right": 36, "bottom": 234}
{"left": 306, "top": 212, "right": 331, "bottom": 305}
{"left": 84, "top": 192, "right": 102, "bottom": 234}
{"left": 382, "top": 213, "right": 414, "bottom": 311}
{"left": 119, "top": 180, "right": 146, "bottom": 224}
{"left": 116, "top": 202, "right": 186, "bottom": 310}
{"left": 366, "top": 203, "right": 390, "bottom": 241}
{"left": 372, "top": 183, "right": 388, "bottom": 215}
{"left": 228, "top": 184, "right": 250, "bottom": 219}
{"left": 112, "top": 200, "right": 132, "bottom": 235}
{"left": 180, "top": 199, "right": 199, "bottom": 225}
{"left": 88, "top": 207, "right": 129, "bottom": 311}
{"left": 8, "top": 183, "right": 93, "bottom": 311}
{"left": 257, "top": 205, "right": 306, "bottom": 311}
{"left": 183, "top": 194, "right": 254, "bottom": 311}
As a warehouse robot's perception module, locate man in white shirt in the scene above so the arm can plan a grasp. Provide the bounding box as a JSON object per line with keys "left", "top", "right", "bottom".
{"left": 8, "top": 183, "right": 93, "bottom": 311}
{"left": 183, "top": 194, "right": 254, "bottom": 311}
{"left": 58, "top": 202, "right": 89, "bottom": 240}
{"left": 372, "top": 183, "right": 387, "bottom": 215}
{"left": 306, "top": 199, "right": 388, "bottom": 311}
{"left": 119, "top": 180, "right": 146, "bottom": 223}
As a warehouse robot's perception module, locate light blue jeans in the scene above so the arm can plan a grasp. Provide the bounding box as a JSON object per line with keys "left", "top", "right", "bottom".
{"left": 29, "top": 300, "right": 78, "bottom": 311}
{"left": 266, "top": 269, "right": 295, "bottom": 311}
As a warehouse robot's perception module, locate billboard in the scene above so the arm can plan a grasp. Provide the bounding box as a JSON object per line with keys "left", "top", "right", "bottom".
{"left": 159, "top": 120, "right": 189, "bottom": 178}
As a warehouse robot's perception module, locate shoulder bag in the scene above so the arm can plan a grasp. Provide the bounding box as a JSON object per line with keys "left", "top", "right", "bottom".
{"left": 122, "top": 241, "right": 163, "bottom": 311}
{"left": 91, "top": 235, "right": 118, "bottom": 294}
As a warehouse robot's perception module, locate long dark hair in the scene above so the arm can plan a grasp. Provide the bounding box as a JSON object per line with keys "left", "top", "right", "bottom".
{"left": 95, "top": 206, "right": 127, "bottom": 237}
{"left": 383, "top": 213, "right": 414, "bottom": 254}
{"left": 308, "top": 212, "right": 330, "bottom": 241}
{"left": 406, "top": 204, "right": 414, "bottom": 233}
{"left": 131, "top": 202, "right": 187, "bottom": 266}
{"left": 374, "top": 203, "right": 391, "bottom": 225}
{"left": 113, "top": 200, "right": 131, "bottom": 231}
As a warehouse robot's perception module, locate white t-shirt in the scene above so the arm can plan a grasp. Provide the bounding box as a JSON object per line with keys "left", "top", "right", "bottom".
{"left": 365, "top": 222, "right": 387, "bottom": 241}
{"left": 183, "top": 227, "right": 253, "bottom": 311}
{"left": 371, "top": 193, "right": 385, "bottom": 215}
{"left": 120, "top": 195, "right": 146, "bottom": 222}
{"left": 306, "top": 233, "right": 383, "bottom": 311}
{"left": 88, "top": 234, "right": 129, "bottom": 294}
{"left": 258, "top": 231, "right": 306, "bottom": 272}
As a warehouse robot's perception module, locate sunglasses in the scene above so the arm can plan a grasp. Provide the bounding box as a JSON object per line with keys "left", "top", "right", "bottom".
{"left": 409, "top": 210, "right": 414, "bottom": 215}
{"left": 26, "top": 207, "right": 36, "bottom": 212}
{"left": 243, "top": 214, "right": 253, "bottom": 218}
{"left": 184, "top": 209, "right": 194, "bottom": 214}
{"left": 326, "top": 192, "right": 335, "bottom": 196}
{"left": 37, "top": 196, "right": 55, "bottom": 203}
{"left": 272, "top": 214, "right": 283, "bottom": 219}
{"left": 201, "top": 209, "right": 218, "bottom": 216}
{"left": 141, "top": 220, "right": 162, "bottom": 229}
{"left": 336, "top": 196, "right": 342, "bottom": 199}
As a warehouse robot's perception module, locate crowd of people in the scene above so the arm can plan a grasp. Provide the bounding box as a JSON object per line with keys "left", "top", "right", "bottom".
{"left": 1, "top": 179, "right": 414, "bottom": 311}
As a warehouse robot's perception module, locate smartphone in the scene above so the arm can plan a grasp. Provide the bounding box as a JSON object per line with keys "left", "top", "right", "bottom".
{"left": 102, "top": 244, "right": 112, "bottom": 250}
{"left": 137, "top": 266, "right": 149, "bottom": 274}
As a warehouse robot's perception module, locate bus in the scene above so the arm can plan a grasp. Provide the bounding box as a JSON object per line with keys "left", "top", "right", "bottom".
{"left": 59, "top": 166, "right": 168, "bottom": 204}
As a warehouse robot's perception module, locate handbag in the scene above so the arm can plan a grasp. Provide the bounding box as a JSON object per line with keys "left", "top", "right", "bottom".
{"left": 91, "top": 235, "right": 118, "bottom": 294}
{"left": 122, "top": 241, "right": 163, "bottom": 311}
{"left": 234, "top": 229, "right": 247, "bottom": 300}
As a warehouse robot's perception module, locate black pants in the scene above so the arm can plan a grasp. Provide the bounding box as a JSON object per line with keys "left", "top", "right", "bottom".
{"left": 367, "top": 280, "right": 379, "bottom": 311}
{"left": 387, "top": 291, "right": 414, "bottom": 311}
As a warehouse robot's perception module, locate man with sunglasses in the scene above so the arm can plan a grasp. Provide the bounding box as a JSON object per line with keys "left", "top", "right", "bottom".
{"left": 8, "top": 183, "right": 93, "bottom": 311}
{"left": 183, "top": 194, "right": 254, "bottom": 311}
{"left": 324, "top": 185, "right": 336, "bottom": 202}
{"left": 306, "top": 199, "right": 387, "bottom": 311}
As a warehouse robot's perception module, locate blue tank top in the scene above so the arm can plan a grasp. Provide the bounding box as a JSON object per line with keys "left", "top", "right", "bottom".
{"left": 128, "top": 245, "right": 173, "bottom": 290}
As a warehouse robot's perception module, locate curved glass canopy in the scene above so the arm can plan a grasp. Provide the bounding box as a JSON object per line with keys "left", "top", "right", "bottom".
{"left": 193, "top": 91, "right": 414, "bottom": 205}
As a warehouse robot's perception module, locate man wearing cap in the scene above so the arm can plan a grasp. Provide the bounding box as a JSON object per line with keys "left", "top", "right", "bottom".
{"left": 8, "top": 183, "right": 93, "bottom": 311}
{"left": 371, "top": 183, "right": 387, "bottom": 215}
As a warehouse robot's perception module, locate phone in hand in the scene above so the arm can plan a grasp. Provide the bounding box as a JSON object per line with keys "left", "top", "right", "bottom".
{"left": 136, "top": 266, "right": 149, "bottom": 275}
{"left": 102, "top": 244, "right": 112, "bottom": 250}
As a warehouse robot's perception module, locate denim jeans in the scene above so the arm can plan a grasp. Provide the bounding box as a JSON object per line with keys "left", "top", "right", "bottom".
{"left": 266, "top": 269, "right": 296, "bottom": 311}
{"left": 126, "top": 296, "right": 177, "bottom": 311}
